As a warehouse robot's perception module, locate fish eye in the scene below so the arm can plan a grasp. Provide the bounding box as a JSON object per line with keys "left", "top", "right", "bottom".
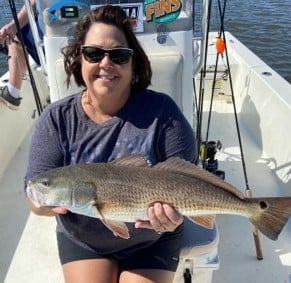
{"left": 42, "top": 179, "right": 50, "bottom": 187}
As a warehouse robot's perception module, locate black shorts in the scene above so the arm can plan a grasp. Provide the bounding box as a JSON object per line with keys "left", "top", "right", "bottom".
{"left": 57, "top": 226, "right": 182, "bottom": 272}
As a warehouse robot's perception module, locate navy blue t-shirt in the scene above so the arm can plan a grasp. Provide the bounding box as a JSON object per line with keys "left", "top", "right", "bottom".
{"left": 25, "top": 89, "right": 197, "bottom": 256}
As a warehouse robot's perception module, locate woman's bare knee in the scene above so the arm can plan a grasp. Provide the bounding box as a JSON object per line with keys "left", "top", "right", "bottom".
{"left": 62, "top": 258, "right": 119, "bottom": 283}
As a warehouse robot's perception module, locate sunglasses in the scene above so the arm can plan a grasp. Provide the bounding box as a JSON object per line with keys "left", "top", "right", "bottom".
{"left": 80, "top": 46, "right": 133, "bottom": 65}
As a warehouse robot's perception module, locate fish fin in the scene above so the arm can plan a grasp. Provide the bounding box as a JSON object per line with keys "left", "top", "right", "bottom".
{"left": 94, "top": 202, "right": 130, "bottom": 239}
{"left": 154, "top": 158, "right": 245, "bottom": 199}
{"left": 111, "top": 155, "right": 244, "bottom": 199}
{"left": 249, "top": 197, "right": 291, "bottom": 241}
{"left": 189, "top": 215, "right": 215, "bottom": 229}
{"left": 110, "top": 155, "right": 152, "bottom": 167}
{"left": 101, "top": 219, "right": 130, "bottom": 239}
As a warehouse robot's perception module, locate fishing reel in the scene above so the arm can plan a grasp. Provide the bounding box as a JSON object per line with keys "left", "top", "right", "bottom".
{"left": 200, "top": 140, "right": 225, "bottom": 180}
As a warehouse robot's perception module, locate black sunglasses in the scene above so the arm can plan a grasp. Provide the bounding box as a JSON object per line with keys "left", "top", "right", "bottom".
{"left": 80, "top": 46, "right": 133, "bottom": 65}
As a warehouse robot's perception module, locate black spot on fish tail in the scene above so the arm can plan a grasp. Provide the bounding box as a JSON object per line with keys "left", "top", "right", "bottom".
{"left": 250, "top": 197, "right": 291, "bottom": 241}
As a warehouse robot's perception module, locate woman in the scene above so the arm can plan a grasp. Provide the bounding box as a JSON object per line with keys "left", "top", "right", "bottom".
{"left": 25, "top": 5, "right": 197, "bottom": 283}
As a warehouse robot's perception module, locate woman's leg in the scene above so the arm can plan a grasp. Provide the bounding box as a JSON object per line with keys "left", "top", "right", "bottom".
{"left": 120, "top": 269, "right": 175, "bottom": 283}
{"left": 62, "top": 258, "right": 119, "bottom": 283}
{"left": 118, "top": 227, "right": 182, "bottom": 283}
{"left": 57, "top": 233, "right": 119, "bottom": 283}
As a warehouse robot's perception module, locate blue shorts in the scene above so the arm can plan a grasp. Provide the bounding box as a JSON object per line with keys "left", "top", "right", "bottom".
{"left": 19, "top": 20, "right": 43, "bottom": 65}
{"left": 57, "top": 225, "right": 183, "bottom": 272}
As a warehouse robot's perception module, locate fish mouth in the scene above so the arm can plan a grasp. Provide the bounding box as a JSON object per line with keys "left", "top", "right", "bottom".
{"left": 26, "top": 185, "right": 45, "bottom": 208}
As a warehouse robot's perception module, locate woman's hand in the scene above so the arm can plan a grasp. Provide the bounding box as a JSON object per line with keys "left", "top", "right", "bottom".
{"left": 26, "top": 197, "right": 68, "bottom": 216}
{"left": 135, "top": 202, "right": 183, "bottom": 233}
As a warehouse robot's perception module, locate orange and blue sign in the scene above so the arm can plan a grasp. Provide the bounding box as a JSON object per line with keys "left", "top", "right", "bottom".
{"left": 144, "top": 0, "right": 182, "bottom": 23}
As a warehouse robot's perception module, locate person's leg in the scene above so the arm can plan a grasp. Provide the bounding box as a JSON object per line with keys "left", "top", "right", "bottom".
{"left": 57, "top": 232, "right": 120, "bottom": 283}
{"left": 62, "top": 258, "right": 119, "bottom": 283}
{"left": 57, "top": 224, "right": 182, "bottom": 283}
{"left": 8, "top": 37, "right": 26, "bottom": 90}
{"left": 8, "top": 20, "right": 43, "bottom": 90}
{"left": 120, "top": 269, "right": 175, "bottom": 283}
{"left": 119, "top": 226, "right": 183, "bottom": 283}
{"left": 0, "top": 36, "right": 26, "bottom": 109}
{"left": 0, "top": 22, "right": 42, "bottom": 109}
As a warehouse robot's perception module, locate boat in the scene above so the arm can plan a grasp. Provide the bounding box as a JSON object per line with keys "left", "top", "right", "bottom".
{"left": 1, "top": 0, "right": 291, "bottom": 282}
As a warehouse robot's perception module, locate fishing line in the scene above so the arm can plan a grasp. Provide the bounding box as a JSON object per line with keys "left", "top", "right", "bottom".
{"left": 202, "top": 0, "right": 227, "bottom": 167}
{"left": 8, "top": 0, "right": 43, "bottom": 115}
{"left": 196, "top": 0, "right": 213, "bottom": 158}
{"left": 203, "top": 0, "right": 227, "bottom": 149}
{"left": 192, "top": 0, "right": 198, "bottom": 115}
{"left": 216, "top": 0, "right": 251, "bottom": 189}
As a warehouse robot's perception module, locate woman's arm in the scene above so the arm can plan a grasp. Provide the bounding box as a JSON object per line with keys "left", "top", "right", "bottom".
{"left": 25, "top": 108, "right": 67, "bottom": 216}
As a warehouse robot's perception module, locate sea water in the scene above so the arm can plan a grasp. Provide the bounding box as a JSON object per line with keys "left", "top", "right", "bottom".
{"left": 0, "top": 0, "right": 290, "bottom": 82}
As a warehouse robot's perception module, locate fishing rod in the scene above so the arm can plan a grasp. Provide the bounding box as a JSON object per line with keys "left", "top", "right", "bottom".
{"left": 8, "top": 0, "right": 43, "bottom": 115}
{"left": 196, "top": 0, "right": 213, "bottom": 159}
{"left": 195, "top": 0, "right": 225, "bottom": 180}
{"left": 196, "top": 0, "right": 263, "bottom": 260}
{"left": 215, "top": 0, "right": 263, "bottom": 260}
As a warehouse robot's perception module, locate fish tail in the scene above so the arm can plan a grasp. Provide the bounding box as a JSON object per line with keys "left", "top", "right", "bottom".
{"left": 250, "top": 197, "right": 291, "bottom": 241}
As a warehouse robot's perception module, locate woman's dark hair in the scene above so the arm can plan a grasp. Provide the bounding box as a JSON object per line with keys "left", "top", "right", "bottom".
{"left": 62, "top": 5, "right": 152, "bottom": 94}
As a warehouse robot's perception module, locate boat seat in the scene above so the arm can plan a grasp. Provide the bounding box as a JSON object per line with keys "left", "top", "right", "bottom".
{"left": 173, "top": 217, "right": 219, "bottom": 283}
{"left": 147, "top": 51, "right": 183, "bottom": 108}
{"left": 53, "top": 49, "right": 184, "bottom": 110}
{"left": 181, "top": 217, "right": 219, "bottom": 257}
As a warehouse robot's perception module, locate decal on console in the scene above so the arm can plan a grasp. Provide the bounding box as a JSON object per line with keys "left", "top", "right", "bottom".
{"left": 144, "top": 0, "right": 182, "bottom": 23}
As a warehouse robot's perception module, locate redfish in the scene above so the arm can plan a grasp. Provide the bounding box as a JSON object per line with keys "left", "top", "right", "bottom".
{"left": 26, "top": 155, "right": 291, "bottom": 240}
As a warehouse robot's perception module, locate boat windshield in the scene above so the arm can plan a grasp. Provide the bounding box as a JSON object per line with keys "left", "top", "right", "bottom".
{"left": 38, "top": 0, "right": 193, "bottom": 36}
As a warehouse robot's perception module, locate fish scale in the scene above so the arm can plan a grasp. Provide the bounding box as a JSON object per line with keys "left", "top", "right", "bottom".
{"left": 94, "top": 165, "right": 248, "bottom": 217}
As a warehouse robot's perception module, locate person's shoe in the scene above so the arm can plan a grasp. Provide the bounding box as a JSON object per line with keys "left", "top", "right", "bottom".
{"left": 0, "top": 85, "right": 22, "bottom": 110}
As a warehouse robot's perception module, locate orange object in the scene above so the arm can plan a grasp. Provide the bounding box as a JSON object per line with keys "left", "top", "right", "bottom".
{"left": 216, "top": 37, "right": 225, "bottom": 54}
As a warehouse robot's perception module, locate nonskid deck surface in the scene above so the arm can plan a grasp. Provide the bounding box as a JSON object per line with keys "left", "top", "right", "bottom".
{"left": 0, "top": 133, "right": 31, "bottom": 282}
